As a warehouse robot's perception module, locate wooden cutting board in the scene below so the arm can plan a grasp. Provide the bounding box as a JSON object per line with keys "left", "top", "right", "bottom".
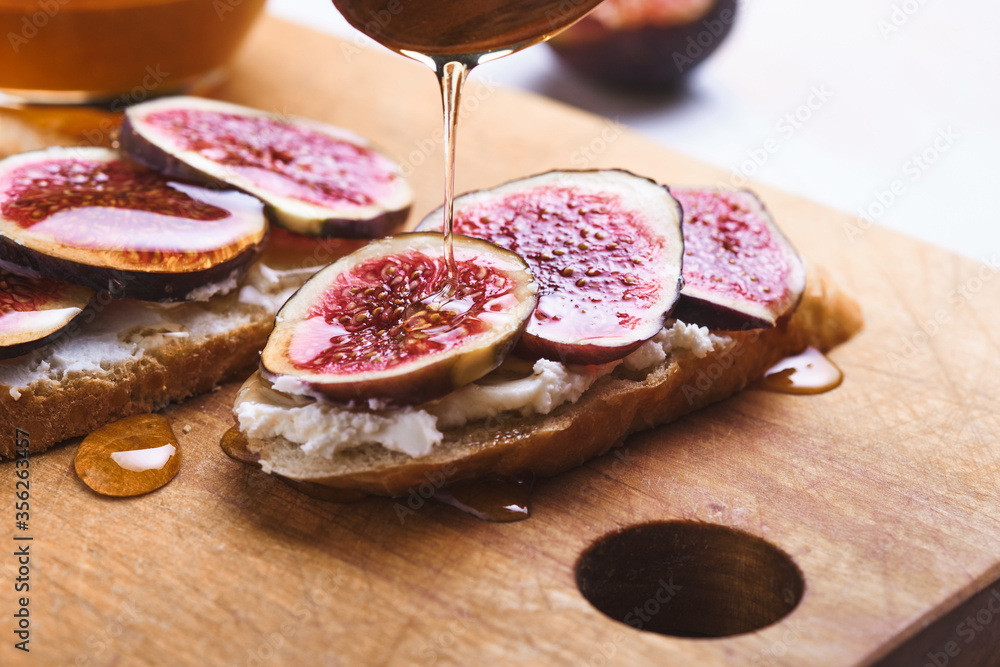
{"left": 3, "top": 16, "right": 1000, "bottom": 666}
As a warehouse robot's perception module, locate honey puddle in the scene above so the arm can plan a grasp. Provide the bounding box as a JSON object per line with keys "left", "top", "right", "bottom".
{"left": 219, "top": 425, "right": 260, "bottom": 464}
{"left": 433, "top": 474, "right": 534, "bottom": 523}
{"left": 757, "top": 346, "right": 843, "bottom": 395}
{"left": 75, "top": 414, "right": 180, "bottom": 497}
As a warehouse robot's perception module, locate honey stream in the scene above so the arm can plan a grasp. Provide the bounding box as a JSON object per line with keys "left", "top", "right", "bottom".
{"left": 331, "top": 0, "right": 603, "bottom": 286}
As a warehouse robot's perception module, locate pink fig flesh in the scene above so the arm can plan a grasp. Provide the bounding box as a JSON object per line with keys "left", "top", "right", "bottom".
{"left": 120, "top": 96, "right": 412, "bottom": 238}
{"left": 418, "top": 170, "right": 684, "bottom": 365}
{"left": 260, "top": 233, "right": 537, "bottom": 404}
{"left": 0, "top": 147, "right": 267, "bottom": 301}
{"left": 671, "top": 187, "right": 806, "bottom": 330}
{"left": 0, "top": 268, "right": 94, "bottom": 359}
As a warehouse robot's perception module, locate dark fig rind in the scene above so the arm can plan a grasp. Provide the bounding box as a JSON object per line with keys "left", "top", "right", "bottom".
{"left": 260, "top": 233, "right": 537, "bottom": 404}
{"left": 671, "top": 187, "right": 806, "bottom": 331}
{"left": 120, "top": 96, "right": 413, "bottom": 238}
{"left": 418, "top": 170, "right": 684, "bottom": 365}
{"left": 0, "top": 147, "right": 268, "bottom": 302}
{"left": 668, "top": 295, "right": 771, "bottom": 332}
{"left": 0, "top": 237, "right": 263, "bottom": 303}
{"left": 548, "top": 0, "right": 738, "bottom": 91}
{"left": 0, "top": 269, "right": 95, "bottom": 360}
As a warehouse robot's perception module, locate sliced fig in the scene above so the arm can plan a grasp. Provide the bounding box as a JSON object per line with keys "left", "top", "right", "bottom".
{"left": 0, "top": 268, "right": 94, "bottom": 359}
{"left": 0, "top": 147, "right": 267, "bottom": 302}
{"left": 260, "top": 232, "right": 537, "bottom": 404}
{"left": 670, "top": 187, "right": 806, "bottom": 330}
{"left": 418, "top": 170, "right": 684, "bottom": 365}
{"left": 120, "top": 96, "right": 412, "bottom": 238}
{"left": 548, "top": 0, "right": 737, "bottom": 90}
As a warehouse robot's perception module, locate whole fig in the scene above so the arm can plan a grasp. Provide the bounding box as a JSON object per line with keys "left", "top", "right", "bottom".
{"left": 549, "top": 0, "right": 738, "bottom": 91}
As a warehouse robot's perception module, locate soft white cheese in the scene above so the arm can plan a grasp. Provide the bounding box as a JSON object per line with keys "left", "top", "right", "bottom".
{"left": 239, "top": 320, "right": 733, "bottom": 461}
{"left": 238, "top": 263, "right": 316, "bottom": 312}
{"left": 234, "top": 374, "right": 442, "bottom": 462}
{"left": 0, "top": 262, "right": 307, "bottom": 393}
{"left": 185, "top": 269, "right": 241, "bottom": 302}
{"left": 622, "top": 337, "right": 667, "bottom": 371}
{"left": 238, "top": 284, "right": 300, "bottom": 312}
{"left": 427, "top": 358, "right": 616, "bottom": 429}
{"left": 622, "top": 320, "right": 728, "bottom": 371}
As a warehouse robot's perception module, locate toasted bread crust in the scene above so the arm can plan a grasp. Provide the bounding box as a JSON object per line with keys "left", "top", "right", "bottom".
{"left": 248, "top": 267, "right": 863, "bottom": 496}
{"left": 0, "top": 315, "right": 270, "bottom": 458}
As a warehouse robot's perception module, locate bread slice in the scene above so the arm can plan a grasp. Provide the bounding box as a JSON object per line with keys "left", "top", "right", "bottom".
{"left": 243, "top": 266, "right": 863, "bottom": 497}
{"left": 0, "top": 263, "right": 310, "bottom": 458}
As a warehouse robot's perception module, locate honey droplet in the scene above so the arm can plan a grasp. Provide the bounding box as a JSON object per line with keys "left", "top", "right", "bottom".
{"left": 220, "top": 426, "right": 259, "bottom": 464}
{"left": 75, "top": 414, "right": 180, "bottom": 497}
{"left": 433, "top": 474, "right": 534, "bottom": 522}
{"left": 756, "top": 347, "right": 843, "bottom": 395}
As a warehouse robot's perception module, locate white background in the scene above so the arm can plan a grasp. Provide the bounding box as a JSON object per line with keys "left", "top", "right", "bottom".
{"left": 267, "top": 0, "right": 999, "bottom": 263}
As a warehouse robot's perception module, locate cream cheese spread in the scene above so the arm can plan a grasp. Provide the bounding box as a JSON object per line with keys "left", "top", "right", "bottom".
{"left": 0, "top": 262, "right": 309, "bottom": 398}
{"left": 235, "top": 372, "right": 441, "bottom": 462}
{"left": 234, "top": 320, "right": 731, "bottom": 460}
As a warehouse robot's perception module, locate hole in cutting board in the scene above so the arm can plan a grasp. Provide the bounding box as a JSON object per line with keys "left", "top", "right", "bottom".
{"left": 575, "top": 521, "right": 804, "bottom": 638}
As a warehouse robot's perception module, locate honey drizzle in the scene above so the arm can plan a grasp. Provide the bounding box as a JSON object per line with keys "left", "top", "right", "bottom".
{"left": 331, "top": 0, "right": 602, "bottom": 289}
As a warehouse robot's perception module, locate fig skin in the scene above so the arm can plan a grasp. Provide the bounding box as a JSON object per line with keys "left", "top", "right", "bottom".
{"left": 548, "top": 0, "right": 738, "bottom": 91}
{"left": 0, "top": 147, "right": 269, "bottom": 302}
{"left": 119, "top": 96, "right": 413, "bottom": 238}
{"left": 0, "top": 269, "right": 95, "bottom": 360}
{"left": 0, "top": 237, "right": 264, "bottom": 303}
{"left": 260, "top": 233, "right": 538, "bottom": 405}
{"left": 670, "top": 187, "right": 806, "bottom": 331}
{"left": 418, "top": 170, "right": 685, "bottom": 365}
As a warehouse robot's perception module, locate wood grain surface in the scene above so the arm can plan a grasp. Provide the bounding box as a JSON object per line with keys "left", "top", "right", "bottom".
{"left": 3, "top": 16, "right": 1000, "bottom": 667}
